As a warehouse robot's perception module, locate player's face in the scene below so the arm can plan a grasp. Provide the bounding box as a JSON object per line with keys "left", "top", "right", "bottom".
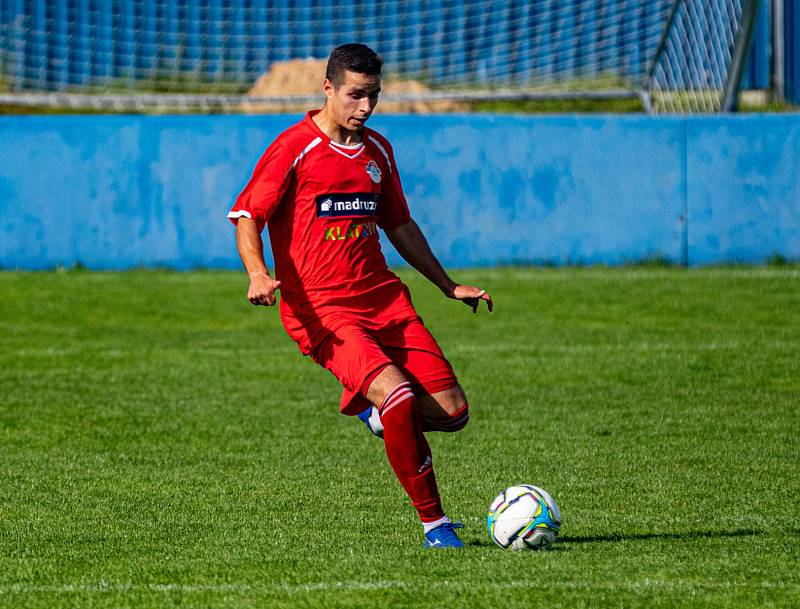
{"left": 325, "top": 70, "right": 381, "bottom": 132}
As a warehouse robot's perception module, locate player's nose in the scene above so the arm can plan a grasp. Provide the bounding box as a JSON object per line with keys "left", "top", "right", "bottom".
{"left": 361, "top": 96, "right": 376, "bottom": 113}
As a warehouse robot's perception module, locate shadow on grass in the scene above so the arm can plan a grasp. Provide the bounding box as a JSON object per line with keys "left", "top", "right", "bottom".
{"left": 466, "top": 528, "right": 765, "bottom": 550}
{"left": 559, "top": 528, "right": 764, "bottom": 545}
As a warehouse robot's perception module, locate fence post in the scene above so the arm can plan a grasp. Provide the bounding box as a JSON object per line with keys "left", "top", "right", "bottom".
{"left": 722, "top": 0, "right": 762, "bottom": 111}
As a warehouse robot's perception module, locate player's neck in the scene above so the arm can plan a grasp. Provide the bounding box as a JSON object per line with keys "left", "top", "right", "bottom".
{"left": 313, "top": 105, "right": 363, "bottom": 146}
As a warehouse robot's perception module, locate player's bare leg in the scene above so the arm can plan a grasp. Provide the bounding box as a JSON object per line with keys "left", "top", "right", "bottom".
{"left": 417, "top": 385, "right": 466, "bottom": 416}
{"left": 417, "top": 385, "right": 470, "bottom": 432}
{"left": 359, "top": 383, "right": 469, "bottom": 435}
{"left": 356, "top": 365, "right": 407, "bottom": 438}
{"left": 365, "top": 364, "right": 408, "bottom": 404}
{"left": 366, "top": 365, "right": 464, "bottom": 548}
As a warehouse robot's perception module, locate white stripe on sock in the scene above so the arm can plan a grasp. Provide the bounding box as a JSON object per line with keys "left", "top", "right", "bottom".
{"left": 379, "top": 382, "right": 414, "bottom": 415}
{"left": 379, "top": 389, "right": 414, "bottom": 416}
{"left": 382, "top": 381, "right": 411, "bottom": 400}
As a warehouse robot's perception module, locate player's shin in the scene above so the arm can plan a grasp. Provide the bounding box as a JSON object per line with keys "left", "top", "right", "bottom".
{"left": 378, "top": 382, "right": 444, "bottom": 523}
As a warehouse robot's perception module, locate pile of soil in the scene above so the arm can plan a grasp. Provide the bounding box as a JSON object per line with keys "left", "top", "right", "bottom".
{"left": 245, "top": 58, "right": 466, "bottom": 113}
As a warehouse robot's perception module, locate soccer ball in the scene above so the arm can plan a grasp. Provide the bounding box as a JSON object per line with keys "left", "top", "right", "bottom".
{"left": 487, "top": 484, "right": 561, "bottom": 550}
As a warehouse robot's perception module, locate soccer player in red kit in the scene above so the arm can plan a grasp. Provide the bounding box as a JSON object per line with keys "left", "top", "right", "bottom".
{"left": 228, "top": 44, "right": 492, "bottom": 548}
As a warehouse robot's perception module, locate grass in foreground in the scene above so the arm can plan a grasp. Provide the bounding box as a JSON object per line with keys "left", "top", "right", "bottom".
{"left": 0, "top": 267, "right": 798, "bottom": 608}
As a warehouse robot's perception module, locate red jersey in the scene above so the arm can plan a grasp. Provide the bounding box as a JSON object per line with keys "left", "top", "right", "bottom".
{"left": 228, "top": 110, "right": 418, "bottom": 353}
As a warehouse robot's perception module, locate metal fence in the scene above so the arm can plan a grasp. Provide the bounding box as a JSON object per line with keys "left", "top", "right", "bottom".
{"left": 0, "top": 0, "right": 797, "bottom": 104}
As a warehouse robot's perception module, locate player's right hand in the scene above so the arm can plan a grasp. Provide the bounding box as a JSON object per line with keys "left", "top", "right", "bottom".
{"left": 247, "top": 273, "right": 281, "bottom": 306}
{"left": 451, "top": 284, "right": 493, "bottom": 313}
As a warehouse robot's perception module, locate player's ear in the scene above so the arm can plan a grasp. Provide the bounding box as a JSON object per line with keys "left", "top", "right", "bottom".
{"left": 323, "top": 78, "right": 335, "bottom": 100}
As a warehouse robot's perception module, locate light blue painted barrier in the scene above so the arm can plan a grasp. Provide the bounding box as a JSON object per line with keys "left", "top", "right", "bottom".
{"left": 0, "top": 113, "right": 798, "bottom": 270}
{"left": 376, "top": 115, "right": 686, "bottom": 267}
{"left": 686, "top": 116, "right": 800, "bottom": 263}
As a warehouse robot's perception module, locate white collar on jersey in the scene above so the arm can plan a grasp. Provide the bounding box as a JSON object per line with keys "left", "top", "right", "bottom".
{"left": 328, "top": 140, "right": 365, "bottom": 160}
{"left": 328, "top": 140, "right": 364, "bottom": 150}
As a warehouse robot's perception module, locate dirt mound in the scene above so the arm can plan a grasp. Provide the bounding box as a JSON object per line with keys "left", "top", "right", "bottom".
{"left": 248, "top": 58, "right": 325, "bottom": 97}
{"left": 245, "top": 58, "right": 466, "bottom": 113}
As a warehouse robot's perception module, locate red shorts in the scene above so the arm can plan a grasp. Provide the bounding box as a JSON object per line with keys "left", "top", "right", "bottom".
{"left": 310, "top": 317, "right": 458, "bottom": 415}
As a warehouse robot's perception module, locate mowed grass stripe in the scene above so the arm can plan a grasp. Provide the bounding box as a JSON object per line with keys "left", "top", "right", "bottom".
{"left": 4, "top": 577, "right": 799, "bottom": 593}
{"left": 0, "top": 268, "right": 798, "bottom": 609}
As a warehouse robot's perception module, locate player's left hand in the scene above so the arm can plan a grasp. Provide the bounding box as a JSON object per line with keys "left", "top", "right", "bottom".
{"left": 451, "top": 285, "right": 493, "bottom": 313}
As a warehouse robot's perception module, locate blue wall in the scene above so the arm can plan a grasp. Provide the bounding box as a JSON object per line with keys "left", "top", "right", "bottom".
{"left": 1, "top": 113, "right": 798, "bottom": 270}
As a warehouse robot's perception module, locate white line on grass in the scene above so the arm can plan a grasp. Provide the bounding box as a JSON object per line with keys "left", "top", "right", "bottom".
{"left": 472, "top": 268, "right": 800, "bottom": 280}
{"left": 1, "top": 579, "right": 797, "bottom": 595}
{"left": 450, "top": 340, "right": 798, "bottom": 355}
{"left": 0, "top": 581, "right": 402, "bottom": 595}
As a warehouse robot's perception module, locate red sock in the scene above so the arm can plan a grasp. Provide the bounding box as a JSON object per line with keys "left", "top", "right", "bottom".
{"left": 379, "top": 382, "right": 444, "bottom": 523}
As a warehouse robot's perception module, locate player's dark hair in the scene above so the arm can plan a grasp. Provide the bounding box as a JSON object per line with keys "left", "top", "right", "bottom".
{"left": 325, "top": 44, "right": 382, "bottom": 86}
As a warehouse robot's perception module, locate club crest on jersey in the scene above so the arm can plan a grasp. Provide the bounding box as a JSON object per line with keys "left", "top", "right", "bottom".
{"left": 316, "top": 192, "right": 379, "bottom": 218}
{"left": 365, "top": 160, "right": 381, "bottom": 184}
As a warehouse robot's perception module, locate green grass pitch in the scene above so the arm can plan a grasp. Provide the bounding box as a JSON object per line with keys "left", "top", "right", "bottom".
{"left": 1, "top": 267, "right": 798, "bottom": 608}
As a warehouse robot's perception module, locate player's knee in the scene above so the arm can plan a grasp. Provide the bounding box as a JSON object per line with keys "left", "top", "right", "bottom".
{"left": 423, "top": 403, "right": 469, "bottom": 433}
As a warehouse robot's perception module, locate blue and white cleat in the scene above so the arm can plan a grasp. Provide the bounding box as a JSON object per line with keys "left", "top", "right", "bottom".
{"left": 423, "top": 522, "right": 465, "bottom": 549}
{"left": 356, "top": 406, "right": 384, "bottom": 438}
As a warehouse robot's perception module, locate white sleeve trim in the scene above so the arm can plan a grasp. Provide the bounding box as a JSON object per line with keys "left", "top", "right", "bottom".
{"left": 367, "top": 135, "right": 392, "bottom": 173}
{"left": 229, "top": 137, "right": 321, "bottom": 224}
{"left": 227, "top": 210, "right": 252, "bottom": 220}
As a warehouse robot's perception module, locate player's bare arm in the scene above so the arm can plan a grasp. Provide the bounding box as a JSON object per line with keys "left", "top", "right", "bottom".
{"left": 386, "top": 220, "right": 493, "bottom": 313}
{"left": 235, "top": 217, "right": 281, "bottom": 306}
